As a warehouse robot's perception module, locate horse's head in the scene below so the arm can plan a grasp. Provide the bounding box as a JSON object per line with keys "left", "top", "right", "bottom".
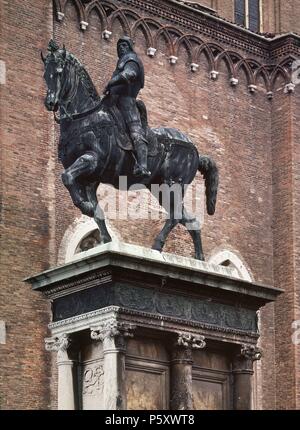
{"left": 41, "top": 40, "right": 67, "bottom": 112}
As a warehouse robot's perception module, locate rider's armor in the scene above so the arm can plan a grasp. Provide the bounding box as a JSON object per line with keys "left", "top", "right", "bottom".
{"left": 107, "top": 37, "right": 151, "bottom": 177}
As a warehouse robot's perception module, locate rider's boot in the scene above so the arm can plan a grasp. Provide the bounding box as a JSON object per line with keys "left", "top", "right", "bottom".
{"left": 133, "top": 139, "right": 151, "bottom": 177}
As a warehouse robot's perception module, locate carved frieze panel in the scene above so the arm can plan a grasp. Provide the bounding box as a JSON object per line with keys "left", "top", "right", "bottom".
{"left": 81, "top": 362, "right": 105, "bottom": 410}
{"left": 52, "top": 282, "right": 258, "bottom": 334}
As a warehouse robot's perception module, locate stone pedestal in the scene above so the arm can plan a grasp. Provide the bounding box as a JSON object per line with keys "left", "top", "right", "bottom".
{"left": 25, "top": 242, "right": 282, "bottom": 410}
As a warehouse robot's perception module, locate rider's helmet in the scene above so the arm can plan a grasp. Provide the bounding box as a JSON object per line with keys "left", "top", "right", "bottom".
{"left": 117, "top": 36, "right": 134, "bottom": 52}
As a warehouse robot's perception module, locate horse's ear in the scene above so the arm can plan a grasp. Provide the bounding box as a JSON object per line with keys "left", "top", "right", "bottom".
{"left": 41, "top": 51, "right": 46, "bottom": 64}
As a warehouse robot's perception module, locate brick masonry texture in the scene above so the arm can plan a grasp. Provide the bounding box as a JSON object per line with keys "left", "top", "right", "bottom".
{"left": 0, "top": 0, "right": 299, "bottom": 410}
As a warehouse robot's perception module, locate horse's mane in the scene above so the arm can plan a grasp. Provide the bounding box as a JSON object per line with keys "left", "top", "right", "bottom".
{"left": 66, "top": 52, "right": 99, "bottom": 102}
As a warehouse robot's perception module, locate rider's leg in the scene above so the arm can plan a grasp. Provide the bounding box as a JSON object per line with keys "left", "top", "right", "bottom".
{"left": 118, "top": 97, "right": 151, "bottom": 177}
{"left": 129, "top": 122, "right": 151, "bottom": 177}
{"left": 62, "top": 152, "right": 98, "bottom": 217}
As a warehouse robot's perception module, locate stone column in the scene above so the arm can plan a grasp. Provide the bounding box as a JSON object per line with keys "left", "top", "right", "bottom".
{"left": 170, "top": 333, "right": 206, "bottom": 410}
{"left": 45, "top": 334, "right": 76, "bottom": 410}
{"left": 232, "top": 344, "right": 262, "bottom": 410}
{"left": 91, "top": 320, "right": 135, "bottom": 410}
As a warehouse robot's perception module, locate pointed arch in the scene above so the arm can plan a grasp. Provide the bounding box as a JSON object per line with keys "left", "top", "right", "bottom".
{"left": 195, "top": 43, "right": 215, "bottom": 70}
{"left": 53, "top": 0, "right": 63, "bottom": 15}
{"left": 279, "top": 55, "right": 297, "bottom": 69}
{"left": 226, "top": 50, "right": 244, "bottom": 65}
{"left": 132, "top": 19, "right": 154, "bottom": 48}
{"left": 140, "top": 17, "right": 162, "bottom": 32}
{"left": 254, "top": 66, "right": 271, "bottom": 91}
{"left": 62, "top": 0, "right": 87, "bottom": 23}
{"left": 270, "top": 65, "right": 290, "bottom": 89}
{"left": 98, "top": 0, "right": 118, "bottom": 13}
{"left": 85, "top": 1, "right": 108, "bottom": 29}
{"left": 174, "top": 35, "right": 194, "bottom": 61}
{"left": 208, "top": 250, "right": 253, "bottom": 282}
{"left": 160, "top": 25, "right": 184, "bottom": 39}
{"left": 154, "top": 27, "right": 175, "bottom": 55}
{"left": 215, "top": 51, "right": 235, "bottom": 76}
{"left": 108, "top": 9, "right": 131, "bottom": 35}
{"left": 206, "top": 42, "right": 223, "bottom": 57}
{"left": 235, "top": 59, "right": 255, "bottom": 84}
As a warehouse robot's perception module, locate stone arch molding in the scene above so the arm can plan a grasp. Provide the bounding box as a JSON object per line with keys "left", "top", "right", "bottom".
{"left": 208, "top": 250, "right": 253, "bottom": 282}
{"left": 58, "top": 215, "right": 119, "bottom": 265}
{"left": 52, "top": 0, "right": 295, "bottom": 96}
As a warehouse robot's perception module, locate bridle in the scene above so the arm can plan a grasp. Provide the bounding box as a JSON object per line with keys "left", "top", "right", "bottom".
{"left": 50, "top": 57, "right": 102, "bottom": 125}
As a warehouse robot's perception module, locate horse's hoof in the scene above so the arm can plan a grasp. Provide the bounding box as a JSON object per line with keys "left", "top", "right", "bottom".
{"left": 152, "top": 240, "right": 164, "bottom": 253}
{"left": 80, "top": 202, "right": 94, "bottom": 217}
{"left": 195, "top": 254, "right": 205, "bottom": 261}
{"left": 102, "top": 235, "right": 112, "bottom": 244}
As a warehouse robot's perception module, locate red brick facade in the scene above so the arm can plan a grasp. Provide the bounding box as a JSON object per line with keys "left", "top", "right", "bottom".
{"left": 0, "top": 0, "right": 299, "bottom": 409}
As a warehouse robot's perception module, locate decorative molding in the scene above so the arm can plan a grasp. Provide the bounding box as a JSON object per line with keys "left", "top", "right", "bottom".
{"left": 190, "top": 62, "right": 199, "bottom": 72}
{"left": 169, "top": 55, "right": 178, "bottom": 65}
{"left": 80, "top": 20, "right": 89, "bottom": 30}
{"left": 50, "top": 280, "right": 258, "bottom": 333}
{"left": 147, "top": 47, "right": 157, "bottom": 57}
{"left": 43, "top": 269, "right": 112, "bottom": 299}
{"left": 102, "top": 30, "right": 112, "bottom": 40}
{"left": 49, "top": 304, "right": 259, "bottom": 347}
{"left": 51, "top": 0, "right": 300, "bottom": 94}
{"left": 284, "top": 82, "right": 296, "bottom": 93}
{"left": 210, "top": 70, "right": 219, "bottom": 80}
{"left": 230, "top": 77, "right": 239, "bottom": 86}
{"left": 248, "top": 84, "right": 258, "bottom": 93}
{"left": 57, "top": 11, "right": 65, "bottom": 21}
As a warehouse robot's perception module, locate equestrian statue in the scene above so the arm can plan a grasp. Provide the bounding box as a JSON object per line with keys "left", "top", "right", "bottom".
{"left": 41, "top": 38, "right": 219, "bottom": 260}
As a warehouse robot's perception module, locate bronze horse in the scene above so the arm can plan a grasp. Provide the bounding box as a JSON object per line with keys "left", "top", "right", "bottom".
{"left": 42, "top": 41, "right": 218, "bottom": 260}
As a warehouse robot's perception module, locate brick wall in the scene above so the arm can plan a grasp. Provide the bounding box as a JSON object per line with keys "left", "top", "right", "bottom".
{"left": 0, "top": 0, "right": 54, "bottom": 409}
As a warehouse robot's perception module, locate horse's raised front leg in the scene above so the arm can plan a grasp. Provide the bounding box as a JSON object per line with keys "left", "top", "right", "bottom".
{"left": 181, "top": 207, "right": 204, "bottom": 261}
{"left": 85, "top": 183, "right": 112, "bottom": 244}
{"left": 62, "top": 152, "right": 98, "bottom": 217}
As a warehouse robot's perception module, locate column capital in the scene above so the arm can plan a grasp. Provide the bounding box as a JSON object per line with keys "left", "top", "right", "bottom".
{"left": 91, "top": 320, "right": 136, "bottom": 341}
{"left": 45, "top": 333, "right": 72, "bottom": 364}
{"left": 45, "top": 333, "right": 70, "bottom": 352}
{"left": 177, "top": 332, "right": 206, "bottom": 350}
{"left": 240, "top": 344, "right": 262, "bottom": 361}
{"left": 171, "top": 332, "right": 206, "bottom": 364}
{"left": 233, "top": 344, "right": 262, "bottom": 373}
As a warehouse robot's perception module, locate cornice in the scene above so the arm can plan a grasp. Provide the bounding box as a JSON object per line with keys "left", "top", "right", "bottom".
{"left": 52, "top": 0, "right": 300, "bottom": 94}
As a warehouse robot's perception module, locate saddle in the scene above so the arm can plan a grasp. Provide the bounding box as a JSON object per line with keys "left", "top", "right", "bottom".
{"left": 101, "top": 96, "right": 161, "bottom": 157}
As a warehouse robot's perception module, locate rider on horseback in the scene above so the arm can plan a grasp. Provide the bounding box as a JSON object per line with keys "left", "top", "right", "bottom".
{"left": 103, "top": 36, "right": 151, "bottom": 178}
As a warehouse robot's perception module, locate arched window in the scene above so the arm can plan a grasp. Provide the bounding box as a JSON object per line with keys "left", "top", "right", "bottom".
{"left": 208, "top": 250, "right": 253, "bottom": 282}
{"left": 235, "top": 0, "right": 261, "bottom": 33}
{"left": 57, "top": 216, "right": 118, "bottom": 265}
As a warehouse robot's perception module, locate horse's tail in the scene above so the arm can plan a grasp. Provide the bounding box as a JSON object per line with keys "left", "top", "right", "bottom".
{"left": 198, "top": 155, "right": 219, "bottom": 215}
{"left": 136, "top": 99, "right": 148, "bottom": 130}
